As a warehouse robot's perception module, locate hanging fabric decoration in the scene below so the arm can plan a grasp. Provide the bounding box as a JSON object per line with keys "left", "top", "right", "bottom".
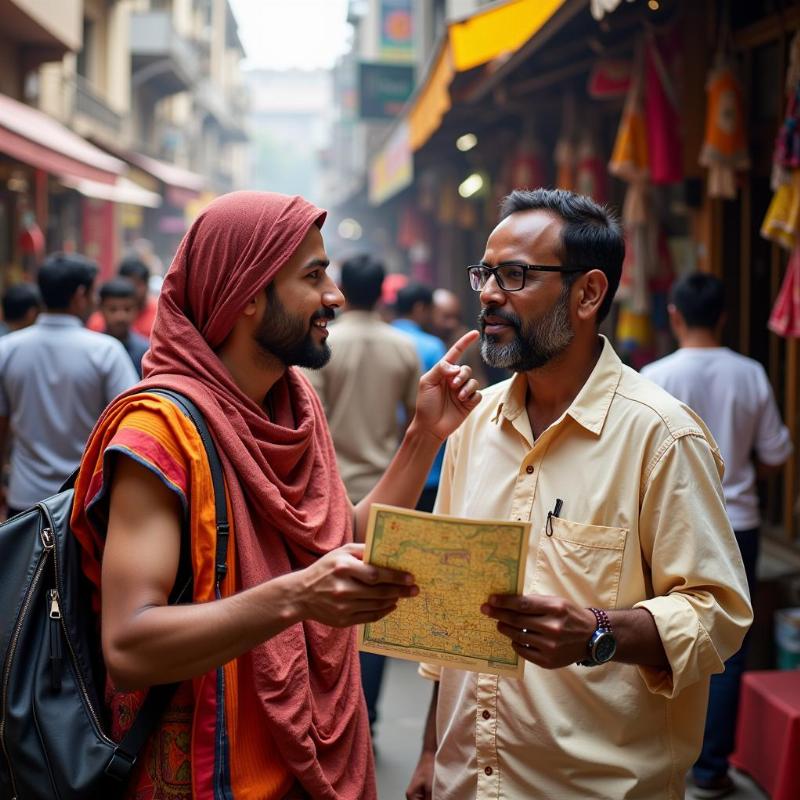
{"left": 765, "top": 32, "right": 800, "bottom": 338}
{"left": 576, "top": 132, "right": 608, "bottom": 204}
{"left": 509, "top": 132, "right": 547, "bottom": 190}
{"left": 699, "top": 10, "right": 750, "bottom": 199}
{"left": 554, "top": 93, "right": 577, "bottom": 191}
{"left": 644, "top": 28, "right": 683, "bottom": 185}
{"left": 768, "top": 245, "right": 800, "bottom": 338}
{"left": 610, "top": 39, "right": 658, "bottom": 368}
{"left": 773, "top": 83, "right": 800, "bottom": 183}
{"left": 699, "top": 65, "right": 750, "bottom": 198}
{"left": 609, "top": 43, "right": 648, "bottom": 224}
{"left": 761, "top": 170, "right": 800, "bottom": 250}
{"left": 587, "top": 59, "right": 632, "bottom": 100}
{"left": 590, "top": 0, "right": 635, "bottom": 21}
{"left": 761, "top": 32, "right": 800, "bottom": 251}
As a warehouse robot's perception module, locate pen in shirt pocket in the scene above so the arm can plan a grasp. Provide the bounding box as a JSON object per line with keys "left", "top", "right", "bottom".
{"left": 546, "top": 498, "right": 563, "bottom": 537}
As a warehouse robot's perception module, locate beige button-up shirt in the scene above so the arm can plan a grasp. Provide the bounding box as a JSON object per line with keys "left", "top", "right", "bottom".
{"left": 421, "top": 337, "right": 752, "bottom": 800}
{"left": 306, "top": 310, "right": 420, "bottom": 502}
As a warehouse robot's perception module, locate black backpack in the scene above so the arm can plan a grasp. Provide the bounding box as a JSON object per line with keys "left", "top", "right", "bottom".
{"left": 0, "top": 389, "right": 229, "bottom": 800}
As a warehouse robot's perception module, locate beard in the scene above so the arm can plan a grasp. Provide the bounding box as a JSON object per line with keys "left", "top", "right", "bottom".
{"left": 479, "top": 283, "right": 575, "bottom": 372}
{"left": 254, "top": 287, "right": 334, "bottom": 370}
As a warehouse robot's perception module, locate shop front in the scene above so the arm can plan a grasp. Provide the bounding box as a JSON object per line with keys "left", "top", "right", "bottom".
{"left": 365, "top": 0, "right": 800, "bottom": 549}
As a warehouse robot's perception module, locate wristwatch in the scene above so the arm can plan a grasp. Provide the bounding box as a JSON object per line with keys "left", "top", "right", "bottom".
{"left": 577, "top": 607, "right": 616, "bottom": 667}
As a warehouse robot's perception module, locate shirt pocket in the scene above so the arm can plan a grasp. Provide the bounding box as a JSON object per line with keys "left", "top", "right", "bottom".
{"left": 530, "top": 517, "right": 628, "bottom": 609}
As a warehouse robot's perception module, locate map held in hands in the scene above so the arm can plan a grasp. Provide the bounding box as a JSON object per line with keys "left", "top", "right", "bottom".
{"left": 359, "top": 504, "right": 531, "bottom": 677}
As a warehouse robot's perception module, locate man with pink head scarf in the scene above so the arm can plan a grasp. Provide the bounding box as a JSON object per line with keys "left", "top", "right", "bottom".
{"left": 71, "top": 192, "right": 481, "bottom": 799}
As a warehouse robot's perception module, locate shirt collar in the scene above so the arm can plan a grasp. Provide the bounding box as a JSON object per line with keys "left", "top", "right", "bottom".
{"left": 491, "top": 335, "right": 622, "bottom": 437}
{"left": 35, "top": 313, "right": 84, "bottom": 328}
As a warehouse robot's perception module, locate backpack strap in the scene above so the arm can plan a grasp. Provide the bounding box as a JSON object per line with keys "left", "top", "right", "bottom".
{"left": 106, "top": 388, "right": 230, "bottom": 781}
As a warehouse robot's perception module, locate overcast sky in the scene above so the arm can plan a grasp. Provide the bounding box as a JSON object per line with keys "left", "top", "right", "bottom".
{"left": 228, "top": 0, "right": 351, "bottom": 71}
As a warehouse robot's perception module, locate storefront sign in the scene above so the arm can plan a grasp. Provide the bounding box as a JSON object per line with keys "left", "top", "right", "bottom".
{"left": 369, "top": 121, "right": 412, "bottom": 205}
{"left": 380, "top": 0, "right": 414, "bottom": 62}
{"left": 358, "top": 62, "right": 415, "bottom": 119}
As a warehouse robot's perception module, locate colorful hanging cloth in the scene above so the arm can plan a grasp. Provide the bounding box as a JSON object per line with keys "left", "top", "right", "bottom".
{"left": 554, "top": 93, "right": 577, "bottom": 191}
{"left": 768, "top": 245, "right": 800, "bottom": 338}
{"left": 576, "top": 133, "right": 608, "bottom": 204}
{"left": 762, "top": 170, "right": 800, "bottom": 250}
{"left": 509, "top": 136, "right": 547, "bottom": 190}
{"left": 773, "top": 83, "right": 800, "bottom": 185}
{"left": 699, "top": 61, "right": 750, "bottom": 199}
{"left": 644, "top": 29, "right": 683, "bottom": 185}
{"left": 587, "top": 59, "right": 632, "bottom": 100}
{"left": 609, "top": 45, "right": 648, "bottom": 225}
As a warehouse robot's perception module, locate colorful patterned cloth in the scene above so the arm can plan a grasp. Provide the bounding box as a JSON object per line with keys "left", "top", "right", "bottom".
{"left": 72, "top": 393, "right": 294, "bottom": 800}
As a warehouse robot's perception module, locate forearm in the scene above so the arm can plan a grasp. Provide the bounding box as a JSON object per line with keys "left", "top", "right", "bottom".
{"left": 353, "top": 421, "right": 442, "bottom": 540}
{"left": 105, "top": 572, "right": 301, "bottom": 689}
{"left": 421, "top": 681, "right": 439, "bottom": 754}
{"left": 608, "top": 608, "right": 668, "bottom": 669}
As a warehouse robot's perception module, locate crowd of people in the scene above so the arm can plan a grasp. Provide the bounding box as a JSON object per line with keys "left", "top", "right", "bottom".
{"left": 0, "top": 186, "right": 792, "bottom": 799}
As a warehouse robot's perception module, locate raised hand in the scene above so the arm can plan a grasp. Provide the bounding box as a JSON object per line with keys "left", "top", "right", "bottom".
{"left": 412, "top": 330, "right": 482, "bottom": 442}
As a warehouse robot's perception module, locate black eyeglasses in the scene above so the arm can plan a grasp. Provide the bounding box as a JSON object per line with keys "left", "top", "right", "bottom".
{"left": 467, "top": 263, "right": 591, "bottom": 292}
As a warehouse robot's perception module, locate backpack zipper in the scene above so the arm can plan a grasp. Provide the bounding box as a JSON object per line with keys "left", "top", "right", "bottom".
{"left": 0, "top": 525, "right": 55, "bottom": 800}
{"left": 49, "top": 590, "right": 63, "bottom": 691}
{"left": 41, "top": 506, "right": 115, "bottom": 748}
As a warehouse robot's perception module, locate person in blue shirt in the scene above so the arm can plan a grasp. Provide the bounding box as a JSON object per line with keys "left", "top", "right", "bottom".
{"left": 392, "top": 282, "right": 447, "bottom": 511}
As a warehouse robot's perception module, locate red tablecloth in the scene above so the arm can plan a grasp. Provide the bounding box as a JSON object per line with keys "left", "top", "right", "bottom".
{"left": 731, "top": 670, "right": 800, "bottom": 800}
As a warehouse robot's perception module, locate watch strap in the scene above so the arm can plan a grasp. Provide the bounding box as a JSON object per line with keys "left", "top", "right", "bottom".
{"left": 588, "top": 606, "right": 612, "bottom": 633}
{"left": 577, "top": 607, "right": 614, "bottom": 667}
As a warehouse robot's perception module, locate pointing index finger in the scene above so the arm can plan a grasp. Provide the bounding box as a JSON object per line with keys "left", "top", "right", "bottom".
{"left": 443, "top": 329, "right": 479, "bottom": 365}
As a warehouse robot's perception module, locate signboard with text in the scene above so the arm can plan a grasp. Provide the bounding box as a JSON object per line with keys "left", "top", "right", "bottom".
{"left": 358, "top": 62, "right": 414, "bottom": 120}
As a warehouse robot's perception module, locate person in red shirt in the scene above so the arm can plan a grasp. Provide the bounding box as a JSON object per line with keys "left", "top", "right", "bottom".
{"left": 87, "top": 256, "right": 158, "bottom": 338}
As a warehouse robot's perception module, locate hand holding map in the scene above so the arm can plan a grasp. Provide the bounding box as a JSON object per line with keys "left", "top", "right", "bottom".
{"left": 358, "top": 504, "right": 531, "bottom": 677}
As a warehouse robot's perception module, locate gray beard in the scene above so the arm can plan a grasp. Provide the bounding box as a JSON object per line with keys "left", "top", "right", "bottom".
{"left": 480, "top": 289, "right": 574, "bottom": 372}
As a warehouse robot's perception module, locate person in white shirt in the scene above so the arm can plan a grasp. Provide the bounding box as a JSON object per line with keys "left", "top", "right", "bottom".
{"left": 642, "top": 271, "right": 793, "bottom": 799}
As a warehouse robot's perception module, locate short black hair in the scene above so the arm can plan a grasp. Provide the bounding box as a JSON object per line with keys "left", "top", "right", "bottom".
{"left": 340, "top": 254, "right": 385, "bottom": 310}
{"left": 118, "top": 256, "right": 150, "bottom": 284}
{"left": 395, "top": 282, "right": 434, "bottom": 317}
{"left": 670, "top": 272, "right": 725, "bottom": 329}
{"left": 499, "top": 188, "right": 625, "bottom": 324}
{"left": 99, "top": 277, "right": 138, "bottom": 303}
{"left": 2, "top": 283, "right": 42, "bottom": 322}
{"left": 37, "top": 252, "right": 98, "bottom": 310}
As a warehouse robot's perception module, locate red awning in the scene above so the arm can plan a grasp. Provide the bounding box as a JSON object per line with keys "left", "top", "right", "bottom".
{"left": 122, "top": 151, "right": 205, "bottom": 194}
{"left": 0, "top": 92, "right": 125, "bottom": 184}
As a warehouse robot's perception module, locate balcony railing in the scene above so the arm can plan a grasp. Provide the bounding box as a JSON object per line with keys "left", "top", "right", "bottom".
{"left": 73, "top": 75, "right": 123, "bottom": 134}
{"left": 130, "top": 10, "right": 199, "bottom": 96}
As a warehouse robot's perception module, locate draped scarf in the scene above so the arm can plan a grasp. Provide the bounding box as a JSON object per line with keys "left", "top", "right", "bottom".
{"left": 79, "top": 191, "right": 374, "bottom": 799}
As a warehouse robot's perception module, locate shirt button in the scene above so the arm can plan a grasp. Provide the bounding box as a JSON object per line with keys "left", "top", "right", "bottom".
{"left": 482, "top": 710, "right": 491, "bottom": 720}
{"left": 525, "top": 465, "right": 534, "bottom": 474}
{"left": 484, "top": 766, "right": 493, "bottom": 776}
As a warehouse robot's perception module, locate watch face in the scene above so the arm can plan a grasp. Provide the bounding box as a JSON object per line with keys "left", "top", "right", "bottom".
{"left": 592, "top": 632, "right": 617, "bottom": 663}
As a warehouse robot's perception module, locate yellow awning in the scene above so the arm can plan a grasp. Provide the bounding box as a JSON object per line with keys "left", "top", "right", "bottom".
{"left": 370, "top": 0, "right": 569, "bottom": 205}
{"left": 449, "top": 0, "right": 567, "bottom": 73}
{"left": 407, "top": 0, "right": 567, "bottom": 151}
{"left": 408, "top": 45, "right": 455, "bottom": 152}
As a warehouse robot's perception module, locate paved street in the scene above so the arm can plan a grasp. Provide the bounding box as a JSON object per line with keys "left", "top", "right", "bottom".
{"left": 373, "top": 658, "right": 768, "bottom": 800}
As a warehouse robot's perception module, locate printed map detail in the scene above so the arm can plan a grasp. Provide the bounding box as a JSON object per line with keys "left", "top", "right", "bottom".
{"left": 358, "top": 504, "right": 531, "bottom": 676}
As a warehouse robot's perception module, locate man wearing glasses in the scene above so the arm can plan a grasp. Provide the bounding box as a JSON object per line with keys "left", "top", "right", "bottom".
{"left": 406, "top": 188, "right": 752, "bottom": 800}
